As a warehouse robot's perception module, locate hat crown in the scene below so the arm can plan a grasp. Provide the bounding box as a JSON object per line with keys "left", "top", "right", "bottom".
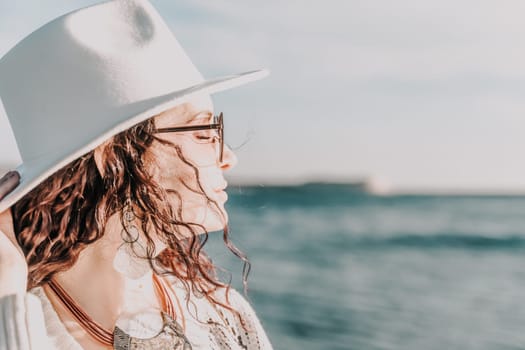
{"left": 0, "top": 0, "right": 203, "bottom": 162}
{"left": 67, "top": 1, "right": 156, "bottom": 53}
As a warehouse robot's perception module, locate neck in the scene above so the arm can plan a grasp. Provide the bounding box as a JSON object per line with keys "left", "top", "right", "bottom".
{"left": 50, "top": 213, "right": 160, "bottom": 331}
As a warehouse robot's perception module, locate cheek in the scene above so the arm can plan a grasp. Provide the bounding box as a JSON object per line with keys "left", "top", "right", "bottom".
{"left": 145, "top": 146, "right": 204, "bottom": 208}
{"left": 144, "top": 144, "right": 227, "bottom": 232}
{"left": 147, "top": 144, "right": 189, "bottom": 185}
{"left": 149, "top": 142, "right": 215, "bottom": 194}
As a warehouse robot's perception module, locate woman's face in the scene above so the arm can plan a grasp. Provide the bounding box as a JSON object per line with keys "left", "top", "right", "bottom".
{"left": 145, "top": 94, "right": 237, "bottom": 237}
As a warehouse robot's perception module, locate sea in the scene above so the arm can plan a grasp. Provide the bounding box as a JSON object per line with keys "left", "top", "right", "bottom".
{"left": 205, "top": 183, "right": 525, "bottom": 350}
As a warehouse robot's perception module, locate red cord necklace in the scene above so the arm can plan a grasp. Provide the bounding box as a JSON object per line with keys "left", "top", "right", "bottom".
{"left": 47, "top": 274, "right": 192, "bottom": 349}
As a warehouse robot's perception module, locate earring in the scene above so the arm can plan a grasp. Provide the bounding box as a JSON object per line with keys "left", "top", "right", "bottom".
{"left": 113, "top": 198, "right": 152, "bottom": 279}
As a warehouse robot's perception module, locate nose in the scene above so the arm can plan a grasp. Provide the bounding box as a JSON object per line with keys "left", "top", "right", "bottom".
{"left": 219, "top": 144, "right": 238, "bottom": 171}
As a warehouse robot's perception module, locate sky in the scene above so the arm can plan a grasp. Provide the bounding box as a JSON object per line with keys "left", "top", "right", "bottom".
{"left": 2, "top": 0, "right": 525, "bottom": 192}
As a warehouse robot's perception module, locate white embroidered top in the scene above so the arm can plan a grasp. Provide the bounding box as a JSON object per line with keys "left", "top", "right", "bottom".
{"left": 0, "top": 282, "right": 273, "bottom": 350}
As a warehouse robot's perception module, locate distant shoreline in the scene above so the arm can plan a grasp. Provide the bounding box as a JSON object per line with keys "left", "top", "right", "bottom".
{"left": 227, "top": 180, "right": 525, "bottom": 197}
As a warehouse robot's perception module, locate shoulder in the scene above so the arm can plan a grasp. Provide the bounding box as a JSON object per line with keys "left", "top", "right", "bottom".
{"left": 164, "top": 278, "right": 273, "bottom": 349}
{"left": 166, "top": 279, "right": 255, "bottom": 319}
{"left": 224, "top": 288, "right": 257, "bottom": 316}
{"left": 219, "top": 288, "right": 274, "bottom": 350}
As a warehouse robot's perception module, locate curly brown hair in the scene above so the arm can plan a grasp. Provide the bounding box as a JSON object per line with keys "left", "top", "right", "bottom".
{"left": 11, "top": 116, "right": 250, "bottom": 323}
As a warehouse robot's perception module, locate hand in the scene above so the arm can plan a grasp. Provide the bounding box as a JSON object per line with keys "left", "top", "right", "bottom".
{"left": 0, "top": 171, "right": 27, "bottom": 294}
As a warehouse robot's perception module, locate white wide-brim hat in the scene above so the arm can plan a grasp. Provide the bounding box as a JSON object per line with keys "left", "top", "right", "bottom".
{"left": 0, "top": 0, "right": 268, "bottom": 212}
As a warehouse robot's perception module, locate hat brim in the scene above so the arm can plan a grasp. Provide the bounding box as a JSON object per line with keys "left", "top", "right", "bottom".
{"left": 0, "top": 68, "right": 269, "bottom": 213}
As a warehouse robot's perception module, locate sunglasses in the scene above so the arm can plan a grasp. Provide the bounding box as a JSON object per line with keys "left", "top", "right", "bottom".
{"left": 153, "top": 112, "right": 224, "bottom": 163}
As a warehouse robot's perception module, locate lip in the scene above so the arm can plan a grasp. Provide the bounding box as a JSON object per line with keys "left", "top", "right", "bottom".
{"left": 214, "top": 189, "right": 228, "bottom": 201}
{"left": 212, "top": 181, "right": 228, "bottom": 201}
{"left": 213, "top": 181, "right": 228, "bottom": 193}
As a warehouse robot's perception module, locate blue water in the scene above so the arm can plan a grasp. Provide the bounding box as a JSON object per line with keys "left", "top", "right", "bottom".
{"left": 206, "top": 184, "right": 525, "bottom": 350}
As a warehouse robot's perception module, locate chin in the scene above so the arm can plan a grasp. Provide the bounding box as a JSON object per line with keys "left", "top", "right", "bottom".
{"left": 201, "top": 205, "right": 229, "bottom": 233}
{"left": 178, "top": 204, "right": 228, "bottom": 236}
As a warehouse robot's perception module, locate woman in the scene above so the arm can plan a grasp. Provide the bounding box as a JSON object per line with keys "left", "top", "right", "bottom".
{"left": 0, "top": 1, "right": 271, "bottom": 349}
